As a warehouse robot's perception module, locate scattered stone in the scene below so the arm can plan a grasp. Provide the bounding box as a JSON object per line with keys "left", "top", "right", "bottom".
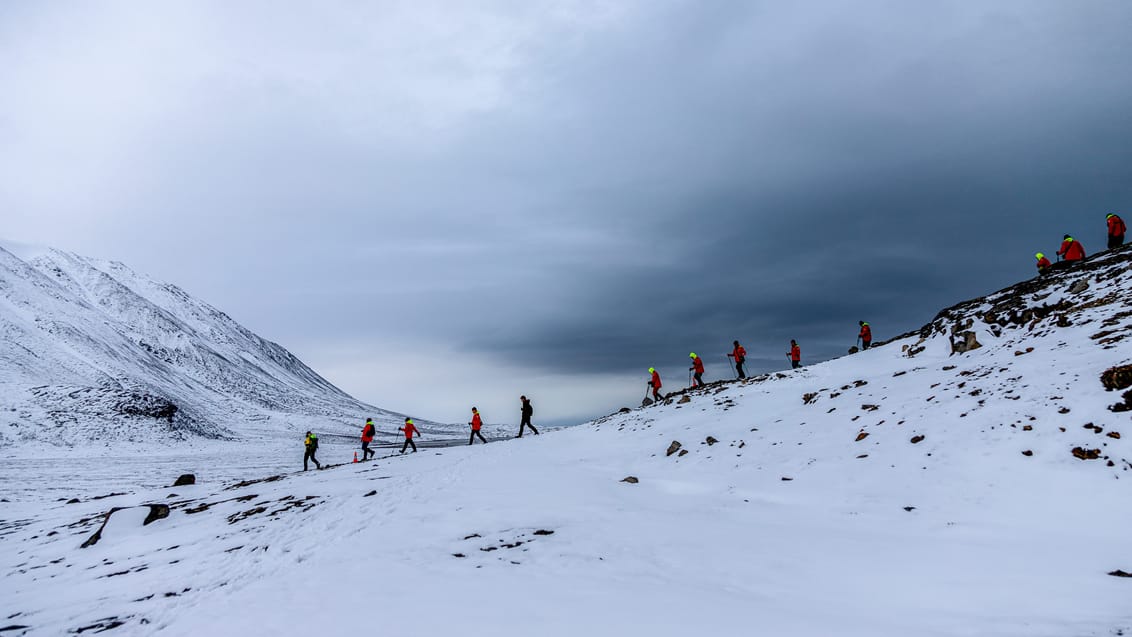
{"left": 855, "top": 432, "right": 869, "bottom": 442}
{"left": 1023, "top": 425, "right": 1033, "bottom": 431}
{"left": 1101, "top": 365, "right": 1132, "bottom": 391}
{"left": 678, "top": 449, "right": 689, "bottom": 457}
{"left": 1068, "top": 279, "right": 1090, "bottom": 294}
{"left": 951, "top": 331, "right": 982, "bottom": 354}
{"left": 619, "top": 407, "right": 632, "bottom": 414}
{"left": 781, "top": 477, "right": 793, "bottom": 481}
{"left": 910, "top": 435, "right": 925, "bottom": 444}
{"left": 666, "top": 441, "right": 682, "bottom": 457}
{"left": 856, "top": 454, "right": 868, "bottom": 459}
{"left": 1107, "top": 431, "right": 1122, "bottom": 439}
{"left": 620, "top": 476, "right": 639, "bottom": 484}
{"left": 1022, "top": 450, "right": 1033, "bottom": 456}
{"left": 903, "top": 506, "right": 915, "bottom": 512}
{"left": 67, "top": 498, "right": 81, "bottom": 505}
{"left": 1058, "top": 407, "right": 1071, "bottom": 414}
{"left": 1072, "top": 447, "right": 1101, "bottom": 460}
{"left": 172, "top": 474, "right": 196, "bottom": 487}
{"left": 452, "top": 553, "right": 466, "bottom": 558}
{"left": 861, "top": 404, "right": 879, "bottom": 412}
{"left": 363, "top": 490, "right": 377, "bottom": 497}
{"left": 532, "top": 529, "right": 554, "bottom": 536}
{"left": 677, "top": 395, "right": 691, "bottom": 404}
{"left": 803, "top": 392, "right": 818, "bottom": 405}
{"left": 1108, "top": 570, "right": 1132, "bottom": 578}
{"left": 143, "top": 504, "right": 170, "bottom": 526}
{"left": 705, "top": 436, "right": 719, "bottom": 446}
{"left": 848, "top": 346, "right": 859, "bottom": 354}
{"left": 463, "top": 533, "right": 482, "bottom": 540}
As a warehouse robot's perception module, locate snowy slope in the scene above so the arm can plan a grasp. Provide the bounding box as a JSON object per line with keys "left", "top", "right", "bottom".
{"left": 1, "top": 247, "right": 1130, "bottom": 636}
{"left": 0, "top": 240, "right": 443, "bottom": 449}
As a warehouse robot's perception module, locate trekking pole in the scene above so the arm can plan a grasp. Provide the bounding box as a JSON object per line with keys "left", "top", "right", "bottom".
{"left": 727, "top": 356, "right": 735, "bottom": 377}
{"left": 688, "top": 369, "right": 693, "bottom": 386}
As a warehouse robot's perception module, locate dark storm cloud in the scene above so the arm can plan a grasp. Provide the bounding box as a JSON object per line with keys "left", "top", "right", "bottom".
{"left": 446, "top": 0, "right": 1132, "bottom": 379}
{"left": 3, "top": 1, "right": 1131, "bottom": 422}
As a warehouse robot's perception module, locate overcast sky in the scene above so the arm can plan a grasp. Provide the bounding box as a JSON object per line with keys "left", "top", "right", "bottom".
{"left": 2, "top": 1, "right": 1131, "bottom": 426}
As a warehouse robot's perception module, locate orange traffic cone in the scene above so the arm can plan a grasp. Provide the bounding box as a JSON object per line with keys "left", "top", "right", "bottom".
{"left": 352, "top": 451, "right": 358, "bottom": 463}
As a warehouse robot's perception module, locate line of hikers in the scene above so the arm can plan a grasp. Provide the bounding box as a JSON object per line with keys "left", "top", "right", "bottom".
{"left": 1034, "top": 214, "right": 1126, "bottom": 274}
{"left": 646, "top": 322, "right": 872, "bottom": 400}
{"left": 303, "top": 395, "right": 542, "bottom": 469}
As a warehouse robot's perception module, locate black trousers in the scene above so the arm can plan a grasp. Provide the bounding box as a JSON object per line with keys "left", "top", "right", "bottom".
{"left": 735, "top": 360, "right": 746, "bottom": 379}
{"left": 861, "top": 340, "right": 871, "bottom": 350}
{"left": 362, "top": 441, "right": 374, "bottom": 459}
{"left": 469, "top": 430, "right": 487, "bottom": 445}
{"left": 1110, "top": 234, "right": 1125, "bottom": 250}
{"left": 791, "top": 360, "right": 801, "bottom": 369}
{"left": 519, "top": 417, "right": 539, "bottom": 436}
{"left": 693, "top": 372, "right": 704, "bottom": 386}
{"left": 304, "top": 448, "right": 320, "bottom": 470}
{"left": 401, "top": 438, "right": 417, "bottom": 453}
{"left": 652, "top": 386, "right": 663, "bottom": 400}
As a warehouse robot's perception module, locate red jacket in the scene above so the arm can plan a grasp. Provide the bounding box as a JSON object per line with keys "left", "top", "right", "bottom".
{"left": 859, "top": 324, "right": 872, "bottom": 341}
{"left": 790, "top": 344, "right": 801, "bottom": 361}
{"left": 1036, "top": 256, "right": 1052, "bottom": 271}
{"left": 731, "top": 345, "right": 746, "bottom": 362}
{"left": 361, "top": 423, "right": 375, "bottom": 443}
{"left": 691, "top": 356, "right": 705, "bottom": 374}
{"left": 470, "top": 413, "right": 482, "bottom": 431}
{"left": 650, "top": 370, "right": 662, "bottom": 388}
{"left": 401, "top": 421, "right": 418, "bottom": 439}
{"left": 1109, "top": 215, "right": 1127, "bottom": 237}
{"left": 1058, "top": 238, "right": 1085, "bottom": 261}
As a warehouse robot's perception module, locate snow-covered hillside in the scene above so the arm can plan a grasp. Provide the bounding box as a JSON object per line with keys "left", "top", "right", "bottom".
{"left": 2, "top": 247, "right": 1130, "bottom": 636}
{"left": 0, "top": 240, "right": 438, "bottom": 448}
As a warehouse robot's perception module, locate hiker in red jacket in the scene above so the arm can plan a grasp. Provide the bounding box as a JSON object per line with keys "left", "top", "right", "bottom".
{"left": 648, "top": 367, "right": 663, "bottom": 401}
{"left": 1108, "top": 213, "right": 1127, "bottom": 250}
{"left": 689, "top": 352, "right": 705, "bottom": 387}
{"left": 1035, "top": 252, "right": 1052, "bottom": 274}
{"left": 858, "top": 321, "right": 872, "bottom": 350}
{"left": 1057, "top": 234, "right": 1086, "bottom": 262}
{"left": 361, "top": 418, "right": 376, "bottom": 461}
{"left": 399, "top": 417, "right": 420, "bottom": 454}
{"left": 727, "top": 341, "right": 747, "bottom": 379}
{"left": 788, "top": 340, "right": 801, "bottom": 369}
{"left": 468, "top": 407, "right": 487, "bottom": 445}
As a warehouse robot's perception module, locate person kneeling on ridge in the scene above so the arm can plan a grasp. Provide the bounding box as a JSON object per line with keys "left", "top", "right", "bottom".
{"left": 1035, "top": 252, "right": 1052, "bottom": 275}
{"left": 1057, "top": 234, "right": 1085, "bottom": 262}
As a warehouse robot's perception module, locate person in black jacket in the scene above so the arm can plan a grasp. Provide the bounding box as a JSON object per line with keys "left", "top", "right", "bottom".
{"left": 304, "top": 431, "right": 322, "bottom": 470}
{"left": 518, "top": 395, "right": 539, "bottom": 437}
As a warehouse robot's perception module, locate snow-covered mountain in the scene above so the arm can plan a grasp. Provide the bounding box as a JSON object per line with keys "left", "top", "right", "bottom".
{"left": 0, "top": 240, "right": 430, "bottom": 448}
{"left": 2, "top": 246, "right": 1130, "bottom": 636}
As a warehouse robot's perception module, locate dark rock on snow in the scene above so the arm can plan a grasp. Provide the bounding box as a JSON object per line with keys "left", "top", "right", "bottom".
{"left": 172, "top": 474, "right": 196, "bottom": 487}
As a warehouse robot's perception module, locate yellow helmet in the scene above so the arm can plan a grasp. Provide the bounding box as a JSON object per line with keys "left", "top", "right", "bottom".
{"left": 1035, "top": 252, "right": 1044, "bottom": 259}
{"left": 648, "top": 367, "right": 655, "bottom": 373}
{"left": 689, "top": 352, "right": 697, "bottom": 358}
